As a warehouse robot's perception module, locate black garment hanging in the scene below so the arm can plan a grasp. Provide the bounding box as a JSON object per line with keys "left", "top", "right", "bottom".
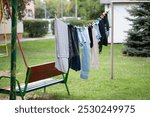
{"left": 98, "top": 41, "right": 103, "bottom": 53}
{"left": 98, "top": 19, "right": 108, "bottom": 46}
{"left": 88, "top": 26, "right": 94, "bottom": 48}
{"left": 103, "top": 14, "right": 109, "bottom": 32}
{"left": 68, "top": 24, "right": 81, "bottom": 71}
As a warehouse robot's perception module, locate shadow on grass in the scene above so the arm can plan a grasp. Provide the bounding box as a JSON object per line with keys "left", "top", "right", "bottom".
{"left": 25, "top": 93, "right": 71, "bottom": 100}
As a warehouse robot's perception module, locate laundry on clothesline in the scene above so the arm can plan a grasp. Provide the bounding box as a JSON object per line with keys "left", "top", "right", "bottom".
{"left": 54, "top": 13, "right": 110, "bottom": 79}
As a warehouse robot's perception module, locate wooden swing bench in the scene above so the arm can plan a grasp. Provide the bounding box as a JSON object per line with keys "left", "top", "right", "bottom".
{"left": 0, "top": 62, "right": 70, "bottom": 100}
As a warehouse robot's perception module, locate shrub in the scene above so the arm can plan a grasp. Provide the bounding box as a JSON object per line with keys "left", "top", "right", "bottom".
{"left": 23, "top": 20, "right": 49, "bottom": 37}
{"left": 23, "top": 32, "right": 29, "bottom": 38}
{"left": 65, "top": 18, "right": 87, "bottom": 26}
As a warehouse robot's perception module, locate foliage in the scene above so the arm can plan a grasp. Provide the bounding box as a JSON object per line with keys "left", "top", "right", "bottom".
{"left": 35, "top": 0, "right": 75, "bottom": 18}
{"left": 78, "top": 0, "right": 104, "bottom": 20}
{"left": 23, "top": 19, "right": 49, "bottom": 37}
{"left": 35, "top": 0, "right": 104, "bottom": 20}
{"left": 1, "top": 0, "right": 30, "bottom": 20}
{"left": 2, "top": 0, "right": 104, "bottom": 20}
{"left": 22, "top": 32, "right": 29, "bottom": 38}
{"left": 65, "top": 18, "right": 87, "bottom": 26}
{"left": 34, "top": 0, "right": 45, "bottom": 19}
{"left": 123, "top": 3, "right": 150, "bottom": 57}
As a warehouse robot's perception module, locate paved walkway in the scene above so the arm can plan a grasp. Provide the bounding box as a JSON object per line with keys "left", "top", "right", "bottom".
{"left": 21, "top": 34, "right": 55, "bottom": 42}
{"left": 0, "top": 34, "right": 55, "bottom": 43}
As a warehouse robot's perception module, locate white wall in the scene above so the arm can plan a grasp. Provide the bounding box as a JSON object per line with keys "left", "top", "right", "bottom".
{"left": 113, "top": 3, "right": 133, "bottom": 43}
{"left": 0, "top": 0, "right": 34, "bottom": 35}
{"left": 106, "top": 3, "right": 134, "bottom": 43}
{"left": 0, "top": 19, "right": 23, "bottom": 34}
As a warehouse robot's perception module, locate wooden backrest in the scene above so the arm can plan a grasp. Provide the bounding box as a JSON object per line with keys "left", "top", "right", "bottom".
{"left": 26, "top": 62, "right": 64, "bottom": 83}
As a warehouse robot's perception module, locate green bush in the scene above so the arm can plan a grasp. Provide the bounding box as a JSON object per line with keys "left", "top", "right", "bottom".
{"left": 23, "top": 32, "right": 29, "bottom": 38}
{"left": 23, "top": 20, "right": 49, "bottom": 37}
{"left": 65, "top": 18, "right": 87, "bottom": 26}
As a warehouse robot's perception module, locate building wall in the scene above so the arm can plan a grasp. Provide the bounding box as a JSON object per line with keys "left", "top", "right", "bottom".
{"left": 113, "top": 3, "right": 133, "bottom": 43}
{"left": 0, "top": 0, "right": 35, "bottom": 41}
{"left": 0, "top": 18, "right": 23, "bottom": 41}
{"left": 0, "top": 19, "right": 23, "bottom": 34}
{"left": 24, "top": 0, "right": 35, "bottom": 19}
{"left": 105, "top": 3, "right": 134, "bottom": 43}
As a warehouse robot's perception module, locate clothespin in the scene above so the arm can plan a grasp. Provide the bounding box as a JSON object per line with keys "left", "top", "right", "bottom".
{"left": 100, "top": 13, "right": 104, "bottom": 19}
{"left": 92, "top": 22, "right": 95, "bottom": 26}
{"left": 100, "top": 11, "right": 105, "bottom": 19}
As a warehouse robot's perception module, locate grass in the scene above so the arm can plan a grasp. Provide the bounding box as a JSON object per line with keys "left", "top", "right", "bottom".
{"left": 0, "top": 39, "right": 150, "bottom": 100}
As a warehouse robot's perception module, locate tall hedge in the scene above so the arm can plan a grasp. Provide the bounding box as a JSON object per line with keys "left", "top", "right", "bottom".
{"left": 23, "top": 20, "right": 49, "bottom": 37}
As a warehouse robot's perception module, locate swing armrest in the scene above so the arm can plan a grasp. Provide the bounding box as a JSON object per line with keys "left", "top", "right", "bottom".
{"left": 0, "top": 76, "right": 22, "bottom": 88}
{"left": 0, "top": 76, "right": 11, "bottom": 80}
{"left": 15, "top": 79, "right": 24, "bottom": 93}
{"left": 15, "top": 79, "right": 21, "bottom": 86}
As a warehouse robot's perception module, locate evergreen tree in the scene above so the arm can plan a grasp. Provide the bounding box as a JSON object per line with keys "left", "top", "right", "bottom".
{"left": 123, "top": 3, "right": 150, "bottom": 57}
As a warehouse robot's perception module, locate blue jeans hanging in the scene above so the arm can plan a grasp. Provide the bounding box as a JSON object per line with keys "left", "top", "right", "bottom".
{"left": 77, "top": 27, "right": 91, "bottom": 79}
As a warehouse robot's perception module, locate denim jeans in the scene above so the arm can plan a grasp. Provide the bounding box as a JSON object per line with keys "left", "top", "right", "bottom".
{"left": 93, "top": 20, "right": 101, "bottom": 41}
{"left": 77, "top": 27, "right": 91, "bottom": 79}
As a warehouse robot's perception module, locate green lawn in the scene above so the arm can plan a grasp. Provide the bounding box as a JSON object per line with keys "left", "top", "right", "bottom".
{"left": 0, "top": 39, "right": 150, "bottom": 100}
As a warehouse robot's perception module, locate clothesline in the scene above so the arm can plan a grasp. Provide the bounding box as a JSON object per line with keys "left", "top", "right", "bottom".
{"left": 100, "top": 9, "right": 110, "bottom": 18}
{"left": 54, "top": 11, "right": 110, "bottom": 80}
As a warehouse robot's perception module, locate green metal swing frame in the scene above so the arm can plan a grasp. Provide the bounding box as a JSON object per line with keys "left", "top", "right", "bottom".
{"left": 0, "top": 62, "right": 70, "bottom": 100}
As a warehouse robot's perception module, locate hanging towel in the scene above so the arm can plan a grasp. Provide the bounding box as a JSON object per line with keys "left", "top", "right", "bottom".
{"left": 54, "top": 19, "right": 69, "bottom": 73}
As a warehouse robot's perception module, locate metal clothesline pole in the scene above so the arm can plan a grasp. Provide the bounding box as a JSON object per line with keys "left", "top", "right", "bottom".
{"left": 110, "top": 0, "right": 150, "bottom": 80}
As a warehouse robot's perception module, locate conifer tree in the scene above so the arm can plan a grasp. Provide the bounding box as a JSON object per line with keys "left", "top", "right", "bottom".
{"left": 123, "top": 3, "right": 150, "bottom": 57}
